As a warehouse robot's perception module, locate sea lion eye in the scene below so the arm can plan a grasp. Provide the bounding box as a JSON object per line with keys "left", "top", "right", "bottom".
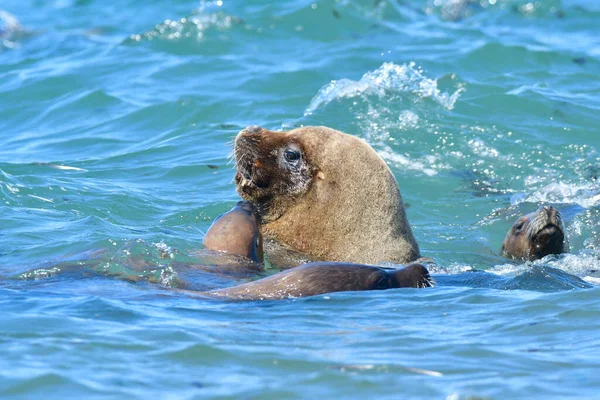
{"left": 514, "top": 221, "right": 525, "bottom": 233}
{"left": 283, "top": 149, "right": 301, "bottom": 163}
{"left": 376, "top": 276, "right": 389, "bottom": 290}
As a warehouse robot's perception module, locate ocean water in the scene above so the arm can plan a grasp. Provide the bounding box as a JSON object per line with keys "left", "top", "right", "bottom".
{"left": 1, "top": 0, "right": 600, "bottom": 398}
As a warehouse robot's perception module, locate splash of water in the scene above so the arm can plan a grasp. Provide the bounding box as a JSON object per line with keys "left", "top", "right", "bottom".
{"left": 305, "top": 62, "right": 464, "bottom": 115}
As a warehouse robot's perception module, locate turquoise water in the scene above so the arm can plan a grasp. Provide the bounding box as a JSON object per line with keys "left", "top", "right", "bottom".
{"left": 2, "top": 0, "right": 600, "bottom": 398}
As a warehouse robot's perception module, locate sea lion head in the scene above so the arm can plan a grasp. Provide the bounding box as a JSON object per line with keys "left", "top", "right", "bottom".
{"left": 234, "top": 125, "right": 315, "bottom": 222}
{"left": 203, "top": 200, "right": 264, "bottom": 263}
{"left": 501, "top": 206, "right": 568, "bottom": 261}
{"left": 388, "top": 262, "right": 434, "bottom": 288}
{"left": 234, "top": 125, "right": 420, "bottom": 264}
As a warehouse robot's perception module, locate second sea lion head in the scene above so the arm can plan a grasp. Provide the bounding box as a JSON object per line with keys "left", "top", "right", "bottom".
{"left": 501, "top": 205, "right": 568, "bottom": 261}
{"left": 202, "top": 200, "right": 264, "bottom": 263}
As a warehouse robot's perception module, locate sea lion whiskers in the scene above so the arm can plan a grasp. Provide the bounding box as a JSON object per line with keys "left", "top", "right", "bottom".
{"left": 230, "top": 152, "right": 246, "bottom": 184}
{"left": 419, "top": 274, "right": 436, "bottom": 288}
{"left": 226, "top": 147, "right": 235, "bottom": 166}
{"left": 234, "top": 152, "right": 247, "bottom": 174}
{"left": 235, "top": 153, "right": 257, "bottom": 186}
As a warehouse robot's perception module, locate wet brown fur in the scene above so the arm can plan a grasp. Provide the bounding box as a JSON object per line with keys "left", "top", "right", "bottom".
{"left": 202, "top": 201, "right": 264, "bottom": 263}
{"left": 501, "top": 206, "right": 568, "bottom": 261}
{"left": 234, "top": 126, "right": 420, "bottom": 264}
{"left": 208, "top": 262, "right": 432, "bottom": 300}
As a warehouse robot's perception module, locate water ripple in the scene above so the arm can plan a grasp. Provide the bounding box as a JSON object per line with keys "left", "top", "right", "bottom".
{"left": 2, "top": 0, "right": 600, "bottom": 398}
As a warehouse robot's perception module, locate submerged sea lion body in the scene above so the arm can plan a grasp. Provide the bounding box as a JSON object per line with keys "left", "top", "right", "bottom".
{"left": 501, "top": 206, "right": 568, "bottom": 261}
{"left": 201, "top": 200, "right": 430, "bottom": 300}
{"left": 208, "top": 262, "right": 432, "bottom": 300}
{"left": 202, "top": 201, "right": 263, "bottom": 263}
{"left": 234, "top": 125, "right": 420, "bottom": 265}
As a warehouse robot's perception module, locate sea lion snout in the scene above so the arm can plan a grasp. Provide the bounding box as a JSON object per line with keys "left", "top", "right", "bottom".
{"left": 234, "top": 127, "right": 270, "bottom": 198}
{"left": 390, "top": 263, "right": 433, "bottom": 288}
{"left": 542, "top": 205, "right": 556, "bottom": 214}
{"left": 234, "top": 126, "right": 315, "bottom": 222}
{"left": 527, "top": 205, "right": 564, "bottom": 239}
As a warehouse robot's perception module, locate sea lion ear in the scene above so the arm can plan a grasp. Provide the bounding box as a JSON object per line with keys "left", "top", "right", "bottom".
{"left": 316, "top": 171, "right": 325, "bottom": 180}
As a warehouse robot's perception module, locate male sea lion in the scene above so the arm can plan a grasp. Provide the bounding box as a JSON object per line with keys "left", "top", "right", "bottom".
{"left": 208, "top": 262, "right": 432, "bottom": 300}
{"left": 202, "top": 200, "right": 263, "bottom": 263}
{"left": 233, "top": 125, "right": 420, "bottom": 265}
{"left": 501, "top": 206, "right": 568, "bottom": 261}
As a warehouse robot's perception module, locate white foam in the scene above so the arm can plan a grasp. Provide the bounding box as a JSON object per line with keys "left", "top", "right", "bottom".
{"left": 130, "top": 12, "right": 236, "bottom": 42}
{"left": 5, "top": 183, "right": 20, "bottom": 194}
{"left": 489, "top": 253, "right": 600, "bottom": 280}
{"left": 28, "top": 194, "right": 53, "bottom": 203}
{"left": 542, "top": 253, "right": 600, "bottom": 279}
{"left": 511, "top": 181, "right": 600, "bottom": 209}
{"left": 305, "top": 62, "right": 463, "bottom": 115}
{"left": 0, "top": 10, "right": 20, "bottom": 31}
{"left": 377, "top": 145, "right": 441, "bottom": 176}
{"left": 0, "top": 10, "right": 22, "bottom": 48}
{"left": 583, "top": 276, "right": 600, "bottom": 285}
{"left": 153, "top": 241, "right": 175, "bottom": 259}
{"left": 46, "top": 163, "right": 87, "bottom": 172}
{"left": 489, "top": 262, "right": 528, "bottom": 277}
{"left": 467, "top": 138, "right": 500, "bottom": 159}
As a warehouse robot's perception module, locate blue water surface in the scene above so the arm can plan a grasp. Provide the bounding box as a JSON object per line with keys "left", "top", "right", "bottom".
{"left": 1, "top": 0, "right": 600, "bottom": 398}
